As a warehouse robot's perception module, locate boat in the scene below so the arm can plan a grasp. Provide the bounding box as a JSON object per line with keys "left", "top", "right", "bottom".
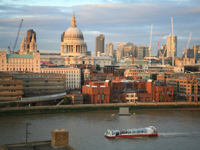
{"left": 104, "top": 126, "right": 158, "bottom": 138}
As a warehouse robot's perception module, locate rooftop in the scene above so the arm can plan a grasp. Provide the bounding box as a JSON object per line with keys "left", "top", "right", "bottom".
{"left": 6, "top": 54, "right": 34, "bottom": 59}
{"left": 2, "top": 141, "right": 73, "bottom": 150}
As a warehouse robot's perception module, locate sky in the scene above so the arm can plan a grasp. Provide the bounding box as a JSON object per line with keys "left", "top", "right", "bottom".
{"left": 0, "top": 0, "right": 200, "bottom": 56}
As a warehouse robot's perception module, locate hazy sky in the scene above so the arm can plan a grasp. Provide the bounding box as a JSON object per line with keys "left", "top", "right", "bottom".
{"left": 0, "top": 0, "right": 200, "bottom": 56}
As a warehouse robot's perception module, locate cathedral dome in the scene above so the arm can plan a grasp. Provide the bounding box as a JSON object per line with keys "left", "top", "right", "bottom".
{"left": 64, "top": 27, "right": 83, "bottom": 39}
{"left": 64, "top": 11, "right": 83, "bottom": 39}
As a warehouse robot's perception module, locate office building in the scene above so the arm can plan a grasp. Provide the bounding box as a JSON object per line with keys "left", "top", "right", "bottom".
{"left": 106, "top": 40, "right": 114, "bottom": 55}
{"left": 0, "top": 73, "right": 23, "bottom": 101}
{"left": 166, "top": 35, "right": 178, "bottom": 57}
{"left": 12, "top": 73, "right": 66, "bottom": 97}
{"left": 41, "top": 67, "right": 81, "bottom": 90}
{"left": 137, "top": 45, "right": 149, "bottom": 60}
{"left": 95, "top": 34, "right": 105, "bottom": 56}
{"left": 193, "top": 45, "right": 200, "bottom": 62}
{"left": 0, "top": 51, "right": 40, "bottom": 73}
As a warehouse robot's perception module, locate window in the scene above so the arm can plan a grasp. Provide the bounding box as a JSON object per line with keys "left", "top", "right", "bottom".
{"left": 98, "top": 95, "right": 100, "bottom": 99}
{"left": 102, "top": 95, "right": 104, "bottom": 100}
{"left": 98, "top": 89, "right": 100, "bottom": 94}
{"left": 102, "top": 89, "right": 104, "bottom": 94}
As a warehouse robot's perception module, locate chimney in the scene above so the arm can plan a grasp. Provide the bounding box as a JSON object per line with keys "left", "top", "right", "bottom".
{"left": 51, "top": 129, "right": 68, "bottom": 148}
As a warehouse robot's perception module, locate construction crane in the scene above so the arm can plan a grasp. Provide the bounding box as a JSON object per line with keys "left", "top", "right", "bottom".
{"left": 157, "top": 34, "right": 163, "bottom": 50}
{"left": 149, "top": 24, "right": 153, "bottom": 66}
{"left": 12, "top": 19, "right": 23, "bottom": 52}
{"left": 8, "top": 42, "right": 12, "bottom": 54}
{"left": 183, "top": 33, "right": 192, "bottom": 64}
{"left": 159, "top": 49, "right": 167, "bottom": 66}
{"left": 171, "top": 17, "right": 175, "bottom": 66}
{"left": 187, "top": 33, "right": 192, "bottom": 49}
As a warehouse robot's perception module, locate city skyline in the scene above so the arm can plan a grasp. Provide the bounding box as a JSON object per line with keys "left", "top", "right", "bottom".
{"left": 0, "top": 0, "right": 200, "bottom": 56}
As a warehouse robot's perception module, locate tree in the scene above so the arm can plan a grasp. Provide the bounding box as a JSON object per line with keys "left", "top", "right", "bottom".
{"left": 96, "top": 64, "right": 101, "bottom": 71}
{"left": 63, "top": 97, "right": 72, "bottom": 105}
{"left": 159, "top": 95, "right": 165, "bottom": 102}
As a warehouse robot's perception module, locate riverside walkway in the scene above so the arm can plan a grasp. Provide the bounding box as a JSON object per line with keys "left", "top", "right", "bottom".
{"left": 0, "top": 102, "right": 199, "bottom": 112}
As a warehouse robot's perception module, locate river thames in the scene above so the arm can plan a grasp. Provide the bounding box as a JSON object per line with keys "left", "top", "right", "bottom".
{"left": 0, "top": 109, "right": 200, "bottom": 150}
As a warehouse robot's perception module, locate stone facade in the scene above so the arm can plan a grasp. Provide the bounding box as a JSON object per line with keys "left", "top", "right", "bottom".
{"left": 61, "top": 12, "right": 87, "bottom": 57}
{"left": 41, "top": 67, "right": 81, "bottom": 90}
{"left": 0, "top": 51, "right": 40, "bottom": 73}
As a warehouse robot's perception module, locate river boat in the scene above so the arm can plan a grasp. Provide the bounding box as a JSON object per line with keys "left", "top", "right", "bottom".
{"left": 104, "top": 126, "right": 158, "bottom": 138}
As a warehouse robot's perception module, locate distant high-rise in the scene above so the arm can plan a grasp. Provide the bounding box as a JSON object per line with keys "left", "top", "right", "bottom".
{"left": 26, "top": 29, "right": 36, "bottom": 51}
{"left": 20, "top": 29, "right": 37, "bottom": 54}
{"left": 193, "top": 45, "right": 200, "bottom": 62}
{"left": 106, "top": 40, "right": 114, "bottom": 54}
{"left": 166, "top": 35, "right": 177, "bottom": 57}
{"left": 137, "top": 45, "right": 149, "bottom": 60}
{"left": 95, "top": 34, "right": 105, "bottom": 56}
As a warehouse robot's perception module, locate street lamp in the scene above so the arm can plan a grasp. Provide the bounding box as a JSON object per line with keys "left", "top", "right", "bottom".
{"left": 26, "top": 123, "right": 31, "bottom": 143}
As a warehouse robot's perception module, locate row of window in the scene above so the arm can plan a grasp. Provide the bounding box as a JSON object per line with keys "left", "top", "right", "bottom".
{"left": 98, "top": 94, "right": 105, "bottom": 100}
{"left": 0, "top": 84, "right": 16, "bottom": 87}
{"left": 6, "top": 59, "right": 38, "bottom": 63}
{"left": 67, "top": 81, "right": 79, "bottom": 84}
{"left": 98, "top": 89, "right": 104, "bottom": 94}
{"left": 0, "top": 90, "right": 16, "bottom": 92}
{"left": 42, "top": 71, "right": 80, "bottom": 74}
{"left": 7, "top": 68, "right": 35, "bottom": 71}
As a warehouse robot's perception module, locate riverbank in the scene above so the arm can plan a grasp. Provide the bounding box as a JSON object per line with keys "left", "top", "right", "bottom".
{"left": 0, "top": 102, "right": 200, "bottom": 116}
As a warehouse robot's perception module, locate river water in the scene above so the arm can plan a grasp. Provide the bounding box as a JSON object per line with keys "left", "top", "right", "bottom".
{"left": 0, "top": 109, "right": 200, "bottom": 150}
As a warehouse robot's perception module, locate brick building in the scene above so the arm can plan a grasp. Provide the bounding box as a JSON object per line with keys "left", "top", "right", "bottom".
{"left": 165, "top": 74, "right": 200, "bottom": 102}
{"left": 110, "top": 77, "right": 153, "bottom": 103}
{"left": 154, "top": 81, "right": 174, "bottom": 102}
{"left": 82, "top": 81, "right": 110, "bottom": 104}
{"left": 82, "top": 76, "right": 175, "bottom": 104}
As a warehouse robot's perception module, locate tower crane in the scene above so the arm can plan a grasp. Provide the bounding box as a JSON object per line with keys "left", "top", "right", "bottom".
{"left": 12, "top": 19, "right": 23, "bottom": 52}
{"left": 159, "top": 48, "right": 166, "bottom": 66}
{"left": 171, "top": 17, "right": 175, "bottom": 66}
{"left": 187, "top": 33, "right": 192, "bottom": 49}
{"left": 183, "top": 33, "right": 192, "bottom": 64}
{"left": 149, "top": 24, "right": 153, "bottom": 66}
{"left": 157, "top": 34, "right": 163, "bottom": 50}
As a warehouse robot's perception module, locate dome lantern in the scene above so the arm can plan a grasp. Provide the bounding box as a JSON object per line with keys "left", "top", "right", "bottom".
{"left": 71, "top": 11, "right": 77, "bottom": 28}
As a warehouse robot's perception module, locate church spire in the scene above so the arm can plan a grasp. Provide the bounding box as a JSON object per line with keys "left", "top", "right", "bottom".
{"left": 22, "top": 35, "right": 25, "bottom": 42}
{"left": 71, "top": 11, "right": 77, "bottom": 27}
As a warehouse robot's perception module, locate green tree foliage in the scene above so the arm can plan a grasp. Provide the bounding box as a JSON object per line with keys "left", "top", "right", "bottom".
{"left": 174, "top": 95, "right": 187, "bottom": 101}
{"left": 96, "top": 64, "right": 101, "bottom": 71}
{"left": 159, "top": 95, "right": 165, "bottom": 102}
{"left": 63, "top": 97, "right": 72, "bottom": 105}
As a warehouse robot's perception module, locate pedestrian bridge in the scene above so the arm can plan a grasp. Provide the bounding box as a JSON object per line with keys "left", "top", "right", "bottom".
{"left": 0, "top": 93, "right": 66, "bottom": 104}
{"left": 21, "top": 93, "right": 66, "bottom": 102}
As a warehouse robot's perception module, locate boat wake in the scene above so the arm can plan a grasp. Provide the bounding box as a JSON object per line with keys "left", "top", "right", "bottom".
{"left": 159, "top": 132, "right": 198, "bottom": 136}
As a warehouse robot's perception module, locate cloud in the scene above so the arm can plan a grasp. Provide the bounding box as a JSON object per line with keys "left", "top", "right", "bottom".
{"left": 0, "top": 1, "right": 200, "bottom": 57}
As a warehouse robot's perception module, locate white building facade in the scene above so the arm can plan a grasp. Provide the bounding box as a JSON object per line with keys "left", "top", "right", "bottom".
{"left": 41, "top": 67, "right": 81, "bottom": 90}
